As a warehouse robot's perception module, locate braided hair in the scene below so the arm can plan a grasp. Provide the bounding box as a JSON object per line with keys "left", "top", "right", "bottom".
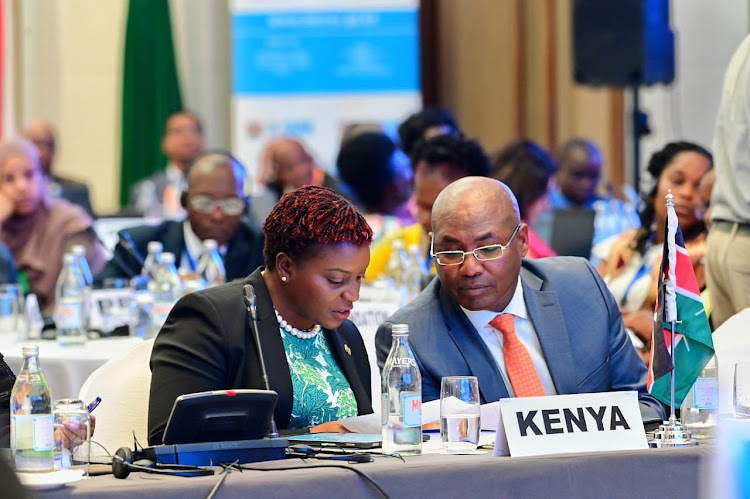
{"left": 262, "top": 185, "right": 373, "bottom": 268}
{"left": 632, "top": 141, "right": 713, "bottom": 253}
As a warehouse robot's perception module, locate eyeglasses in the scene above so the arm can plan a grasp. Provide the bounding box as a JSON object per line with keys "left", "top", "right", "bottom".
{"left": 430, "top": 224, "right": 521, "bottom": 266}
{"left": 189, "top": 195, "right": 245, "bottom": 216}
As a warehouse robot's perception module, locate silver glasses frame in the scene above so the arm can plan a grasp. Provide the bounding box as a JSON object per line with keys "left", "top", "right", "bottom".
{"left": 430, "top": 224, "right": 521, "bottom": 266}
{"left": 189, "top": 195, "right": 245, "bottom": 216}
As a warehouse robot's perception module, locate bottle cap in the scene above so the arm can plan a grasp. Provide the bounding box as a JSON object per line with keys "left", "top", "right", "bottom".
{"left": 22, "top": 345, "right": 39, "bottom": 356}
{"left": 392, "top": 239, "right": 405, "bottom": 250}
{"left": 147, "top": 241, "right": 164, "bottom": 253}
{"left": 391, "top": 324, "right": 409, "bottom": 336}
{"left": 71, "top": 244, "right": 86, "bottom": 256}
{"left": 162, "top": 252, "right": 176, "bottom": 264}
{"left": 63, "top": 253, "right": 75, "bottom": 263}
{"left": 202, "top": 239, "right": 218, "bottom": 251}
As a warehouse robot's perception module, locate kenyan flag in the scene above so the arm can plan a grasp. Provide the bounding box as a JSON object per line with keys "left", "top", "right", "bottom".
{"left": 647, "top": 194, "right": 714, "bottom": 407}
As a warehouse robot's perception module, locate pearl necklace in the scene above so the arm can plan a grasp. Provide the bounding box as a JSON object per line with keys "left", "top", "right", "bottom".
{"left": 274, "top": 308, "right": 321, "bottom": 340}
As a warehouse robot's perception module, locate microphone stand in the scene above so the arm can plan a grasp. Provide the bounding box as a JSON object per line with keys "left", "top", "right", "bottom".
{"left": 243, "top": 284, "right": 279, "bottom": 438}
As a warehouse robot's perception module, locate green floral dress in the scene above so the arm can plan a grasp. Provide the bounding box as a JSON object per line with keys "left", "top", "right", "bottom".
{"left": 279, "top": 327, "right": 358, "bottom": 429}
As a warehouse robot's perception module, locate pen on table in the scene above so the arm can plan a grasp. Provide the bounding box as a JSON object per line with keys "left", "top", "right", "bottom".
{"left": 87, "top": 396, "right": 102, "bottom": 413}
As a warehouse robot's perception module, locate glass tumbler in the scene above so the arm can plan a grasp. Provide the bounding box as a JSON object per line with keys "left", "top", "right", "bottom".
{"left": 53, "top": 399, "right": 91, "bottom": 476}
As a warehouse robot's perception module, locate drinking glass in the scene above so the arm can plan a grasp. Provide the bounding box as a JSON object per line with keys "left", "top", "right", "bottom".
{"left": 440, "top": 376, "right": 480, "bottom": 453}
{"left": 734, "top": 363, "right": 750, "bottom": 418}
{"left": 53, "top": 399, "right": 91, "bottom": 477}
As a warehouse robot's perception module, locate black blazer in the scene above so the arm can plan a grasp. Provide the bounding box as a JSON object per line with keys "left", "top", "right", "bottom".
{"left": 95, "top": 219, "right": 264, "bottom": 283}
{"left": 147, "top": 267, "right": 372, "bottom": 445}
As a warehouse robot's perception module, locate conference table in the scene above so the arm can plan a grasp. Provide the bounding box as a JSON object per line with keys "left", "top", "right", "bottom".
{"left": 0, "top": 336, "right": 144, "bottom": 399}
{"left": 41, "top": 443, "right": 711, "bottom": 498}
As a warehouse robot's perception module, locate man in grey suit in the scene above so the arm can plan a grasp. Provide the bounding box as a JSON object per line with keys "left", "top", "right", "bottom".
{"left": 375, "top": 177, "right": 665, "bottom": 421}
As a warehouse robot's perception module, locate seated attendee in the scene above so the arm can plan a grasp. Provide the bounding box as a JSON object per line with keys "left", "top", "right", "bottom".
{"left": 398, "top": 107, "right": 461, "bottom": 157}
{"left": 336, "top": 131, "right": 414, "bottom": 241}
{"left": 375, "top": 177, "right": 664, "bottom": 421}
{"left": 252, "top": 136, "right": 341, "bottom": 222}
{"left": 22, "top": 120, "right": 95, "bottom": 217}
{"left": 593, "top": 142, "right": 712, "bottom": 359}
{"left": 148, "top": 186, "right": 373, "bottom": 444}
{"left": 550, "top": 138, "right": 636, "bottom": 245}
{"left": 97, "top": 151, "right": 264, "bottom": 283}
{"left": 0, "top": 138, "right": 105, "bottom": 315}
{"left": 128, "top": 110, "right": 204, "bottom": 219}
{"left": 491, "top": 140, "right": 557, "bottom": 259}
{"left": 367, "top": 134, "right": 491, "bottom": 280}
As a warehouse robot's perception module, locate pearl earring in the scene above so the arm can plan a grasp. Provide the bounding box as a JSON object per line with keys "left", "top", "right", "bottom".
{"left": 281, "top": 276, "right": 287, "bottom": 282}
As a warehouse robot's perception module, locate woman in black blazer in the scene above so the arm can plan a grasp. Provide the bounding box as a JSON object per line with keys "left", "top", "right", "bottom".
{"left": 148, "top": 186, "right": 374, "bottom": 445}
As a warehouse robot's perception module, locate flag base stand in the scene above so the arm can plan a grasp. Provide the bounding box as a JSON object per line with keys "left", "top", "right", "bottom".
{"left": 648, "top": 417, "right": 698, "bottom": 448}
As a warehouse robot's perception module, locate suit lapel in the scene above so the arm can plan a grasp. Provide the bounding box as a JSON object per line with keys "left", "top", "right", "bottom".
{"left": 520, "top": 268, "right": 578, "bottom": 395}
{"left": 245, "top": 270, "right": 294, "bottom": 427}
{"left": 439, "top": 285, "right": 510, "bottom": 403}
{"left": 324, "top": 329, "right": 373, "bottom": 415}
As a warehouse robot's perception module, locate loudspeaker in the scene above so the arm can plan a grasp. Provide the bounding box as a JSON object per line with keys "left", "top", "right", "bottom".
{"left": 573, "top": 0, "right": 675, "bottom": 86}
{"left": 112, "top": 447, "right": 214, "bottom": 479}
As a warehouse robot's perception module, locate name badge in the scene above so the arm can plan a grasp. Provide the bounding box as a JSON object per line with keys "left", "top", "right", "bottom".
{"left": 494, "top": 391, "right": 648, "bottom": 457}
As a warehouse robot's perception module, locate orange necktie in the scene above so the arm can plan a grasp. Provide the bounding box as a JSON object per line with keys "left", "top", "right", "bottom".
{"left": 489, "top": 314, "right": 546, "bottom": 397}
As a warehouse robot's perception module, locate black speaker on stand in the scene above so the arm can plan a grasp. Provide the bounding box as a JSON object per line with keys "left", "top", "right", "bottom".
{"left": 572, "top": 0, "right": 675, "bottom": 194}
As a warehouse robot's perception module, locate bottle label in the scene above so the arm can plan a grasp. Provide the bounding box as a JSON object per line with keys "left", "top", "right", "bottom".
{"left": 693, "top": 377, "right": 718, "bottom": 409}
{"left": 33, "top": 415, "right": 55, "bottom": 451}
{"left": 151, "top": 302, "right": 174, "bottom": 328}
{"left": 54, "top": 302, "right": 82, "bottom": 329}
{"left": 401, "top": 392, "right": 422, "bottom": 427}
{"left": 11, "top": 414, "right": 54, "bottom": 451}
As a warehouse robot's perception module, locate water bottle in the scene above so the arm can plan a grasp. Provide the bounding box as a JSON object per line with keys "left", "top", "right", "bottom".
{"left": 681, "top": 356, "right": 718, "bottom": 439}
{"left": 150, "top": 252, "right": 183, "bottom": 329}
{"left": 404, "top": 244, "right": 428, "bottom": 302}
{"left": 70, "top": 245, "right": 93, "bottom": 287}
{"left": 53, "top": 253, "right": 87, "bottom": 346}
{"left": 142, "top": 241, "right": 164, "bottom": 277}
{"left": 11, "top": 345, "right": 54, "bottom": 471}
{"left": 197, "top": 239, "right": 226, "bottom": 288}
{"left": 129, "top": 291, "right": 157, "bottom": 339}
{"left": 381, "top": 324, "right": 422, "bottom": 455}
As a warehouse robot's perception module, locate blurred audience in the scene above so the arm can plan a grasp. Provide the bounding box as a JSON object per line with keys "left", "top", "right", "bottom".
{"left": 0, "top": 138, "right": 105, "bottom": 315}
{"left": 253, "top": 137, "right": 341, "bottom": 222}
{"left": 593, "top": 141, "right": 713, "bottom": 360}
{"left": 128, "top": 110, "right": 204, "bottom": 219}
{"left": 398, "top": 107, "right": 460, "bottom": 157}
{"left": 22, "top": 120, "right": 95, "bottom": 217}
{"left": 367, "top": 134, "right": 491, "bottom": 280}
{"left": 97, "top": 151, "right": 264, "bottom": 283}
{"left": 336, "top": 131, "right": 413, "bottom": 241}
{"left": 706, "top": 34, "right": 750, "bottom": 328}
{"left": 491, "top": 140, "right": 557, "bottom": 259}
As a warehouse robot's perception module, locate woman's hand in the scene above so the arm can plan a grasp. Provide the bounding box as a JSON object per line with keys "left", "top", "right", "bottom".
{"left": 309, "top": 421, "right": 350, "bottom": 433}
{"left": 0, "top": 191, "right": 15, "bottom": 223}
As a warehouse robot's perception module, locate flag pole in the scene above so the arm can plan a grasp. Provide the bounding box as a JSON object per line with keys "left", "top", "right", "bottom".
{"left": 669, "top": 319, "right": 676, "bottom": 424}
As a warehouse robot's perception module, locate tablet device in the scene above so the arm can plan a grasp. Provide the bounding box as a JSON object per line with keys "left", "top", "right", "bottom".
{"left": 287, "top": 433, "right": 382, "bottom": 449}
{"left": 550, "top": 208, "right": 596, "bottom": 259}
{"left": 162, "top": 389, "right": 278, "bottom": 445}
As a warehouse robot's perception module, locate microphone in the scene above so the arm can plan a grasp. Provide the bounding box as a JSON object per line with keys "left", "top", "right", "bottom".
{"left": 243, "top": 284, "right": 279, "bottom": 438}
{"left": 118, "top": 232, "right": 151, "bottom": 278}
{"left": 85, "top": 226, "right": 137, "bottom": 279}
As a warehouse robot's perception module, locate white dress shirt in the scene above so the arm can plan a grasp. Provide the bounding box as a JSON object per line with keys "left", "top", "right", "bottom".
{"left": 181, "top": 221, "right": 226, "bottom": 271}
{"left": 460, "top": 278, "right": 558, "bottom": 397}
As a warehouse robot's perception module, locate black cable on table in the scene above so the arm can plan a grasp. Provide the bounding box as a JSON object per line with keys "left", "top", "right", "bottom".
{"left": 237, "top": 462, "right": 389, "bottom": 499}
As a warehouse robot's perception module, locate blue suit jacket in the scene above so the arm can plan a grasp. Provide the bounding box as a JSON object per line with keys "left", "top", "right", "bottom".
{"left": 375, "top": 257, "right": 665, "bottom": 421}
{"left": 95, "top": 219, "right": 264, "bottom": 283}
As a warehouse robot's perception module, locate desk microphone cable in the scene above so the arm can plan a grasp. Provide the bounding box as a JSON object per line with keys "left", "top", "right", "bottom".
{"left": 234, "top": 463, "right": 389, "bottom": 499}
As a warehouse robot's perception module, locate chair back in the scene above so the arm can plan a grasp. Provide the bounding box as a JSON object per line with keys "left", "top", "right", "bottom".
{"left": 78, "top": 338, "right": 155, "bottom": 456}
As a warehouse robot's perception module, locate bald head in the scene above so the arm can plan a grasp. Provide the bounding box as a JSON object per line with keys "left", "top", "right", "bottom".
{"left": 187, "top": 152, "right": 245, "bottom": 190}
{"left": 22, "top": 120, "right": 56, "bottom": 175}
{"left": 432, "top": 176, "right": 520, "bottom": 233}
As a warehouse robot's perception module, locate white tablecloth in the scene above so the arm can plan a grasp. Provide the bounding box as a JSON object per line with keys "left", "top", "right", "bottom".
{"left": 0, "top": 336, "right": 144, "bottom": 399}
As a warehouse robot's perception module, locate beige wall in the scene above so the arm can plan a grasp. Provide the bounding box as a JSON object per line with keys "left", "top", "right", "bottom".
{"left": 19, "top": 0, "right": 127, "bottom": 214}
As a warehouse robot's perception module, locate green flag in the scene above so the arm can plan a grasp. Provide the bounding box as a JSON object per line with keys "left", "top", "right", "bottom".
{"left": 120, "top": 0, "right": 182, "bottom": 206}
